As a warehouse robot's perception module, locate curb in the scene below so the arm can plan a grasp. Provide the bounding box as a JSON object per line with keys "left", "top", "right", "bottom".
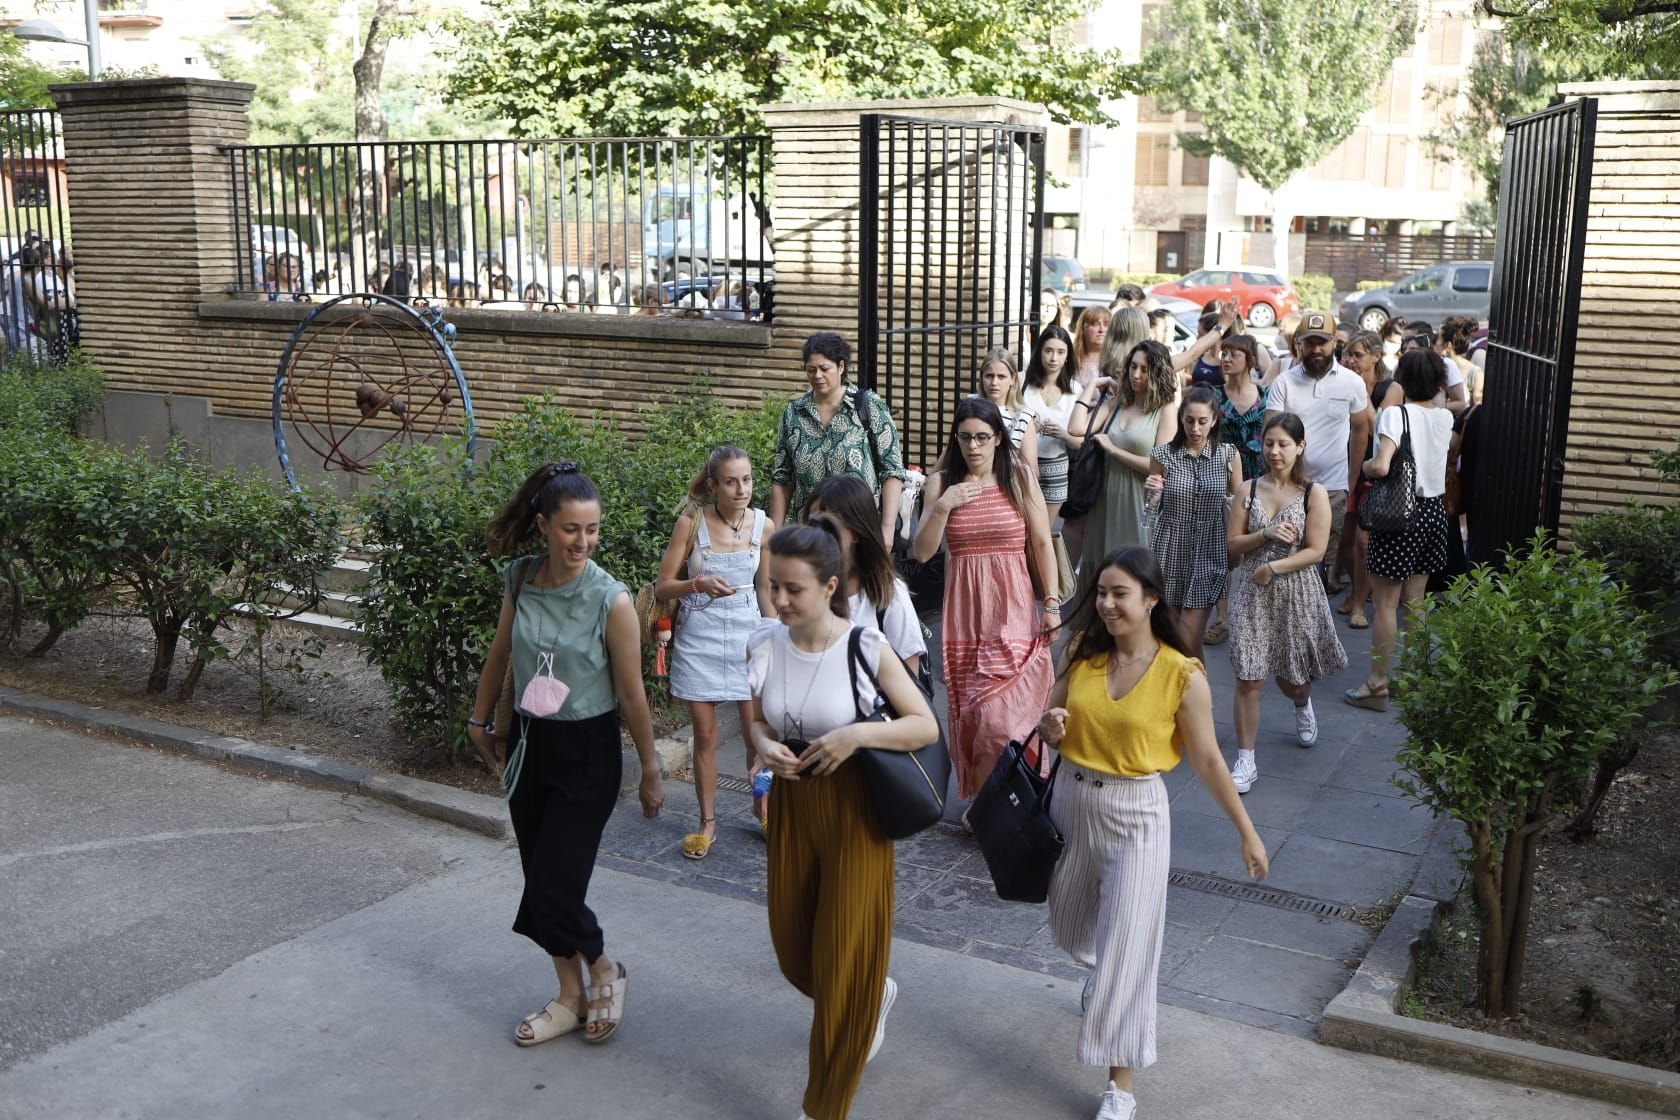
{"left": 0, "top": 685, "right": 510, "bottom": 841}
{"left": 1322, "top": 894, "right": 1680, "bottom": 1117}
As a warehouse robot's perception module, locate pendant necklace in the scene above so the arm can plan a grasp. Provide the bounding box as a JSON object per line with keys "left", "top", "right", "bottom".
{"left": 781, "top": 614, "right": 836, "bottom": 743}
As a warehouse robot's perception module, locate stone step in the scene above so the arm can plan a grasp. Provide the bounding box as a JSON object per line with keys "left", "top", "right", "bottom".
{"left": 273, "top": 585, "right": 363, "bottom": 621}
{"left": 232, "top": 602, "right": 361, "bottom": 640}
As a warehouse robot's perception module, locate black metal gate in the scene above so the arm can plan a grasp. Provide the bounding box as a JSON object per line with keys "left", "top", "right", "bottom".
{"left": 1470, "top": 98, "right": 1597, "bottom": 565}
{"left": 857, "top": 114, "right": 1046, "bottom": 469}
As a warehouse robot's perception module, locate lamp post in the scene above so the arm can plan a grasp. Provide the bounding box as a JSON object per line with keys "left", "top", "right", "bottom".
{"left": 11, "top": 7, "right": 102, "bottom": 80}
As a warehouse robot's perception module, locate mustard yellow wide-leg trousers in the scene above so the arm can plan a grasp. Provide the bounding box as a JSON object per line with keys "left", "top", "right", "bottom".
{"left": 767, "top": 760, "right": 895, "bottom": 1120}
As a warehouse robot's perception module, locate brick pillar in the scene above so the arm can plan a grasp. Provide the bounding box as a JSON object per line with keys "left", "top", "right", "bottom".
{"left": 52, "top": 78, "right": 254, "bottom": 392}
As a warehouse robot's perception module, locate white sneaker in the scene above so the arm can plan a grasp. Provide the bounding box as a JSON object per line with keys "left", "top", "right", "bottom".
{"left": 1095, "top": 1081, "right": 1137, "bottom": 1120}
{"left": 866, "top": 976, "right": 897, "bottom": 1062}
{"left": 1294, "top": 699, "right": 1318, "bottom": 746}
{"left": 1230, "top": 754, "right": 1258, "bottom": 793}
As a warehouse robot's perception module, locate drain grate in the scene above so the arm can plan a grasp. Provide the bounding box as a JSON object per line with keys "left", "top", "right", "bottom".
{"left": 1167, "top": 870, "right": 1357, "bottom": 921}
{"left": 715, "top": 774, "right": 753, "bottom": 795}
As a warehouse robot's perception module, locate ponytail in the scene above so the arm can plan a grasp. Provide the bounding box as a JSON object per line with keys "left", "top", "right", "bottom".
{"left": 486, "top": 460, "right": 600, "bottom": 557}
{"left": 682, "top": 444, "right": 751, "bottom": 510}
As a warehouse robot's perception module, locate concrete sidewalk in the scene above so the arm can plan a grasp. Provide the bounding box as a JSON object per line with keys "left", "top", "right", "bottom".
{"left": 657, "top": 606, "right": 1455, "bottom": 1035}
{"left": 1, "top": 716, "right": 1651, "bottom": 1119}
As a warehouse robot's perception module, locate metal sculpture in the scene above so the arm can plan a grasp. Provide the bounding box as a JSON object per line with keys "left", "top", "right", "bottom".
{"left": 272, "top": 294, "right": 476, "bottom": 490}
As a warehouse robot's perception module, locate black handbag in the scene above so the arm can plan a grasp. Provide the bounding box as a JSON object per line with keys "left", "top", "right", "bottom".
{"left": 1059, "top": 394, "right": 1121, "bottom": 521}
{"left": 1357, "top": 404, "right": 1419, "bottom": 534}
{"left": 845, "top": 627, "right": 952, "bottom": 840}
{"left": 969, "top": 730, "right": 1065, "bottom": 904}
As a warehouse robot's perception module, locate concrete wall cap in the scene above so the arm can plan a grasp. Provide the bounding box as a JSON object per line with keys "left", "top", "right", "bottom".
{"left": 51, "top": 77, "right": 256, "bottom": 107}
{"left": 197, "top": 297, "right": 775, "bottom": 349}
{"left": 761, "top": 95, "right": 1049, "bottom": 126}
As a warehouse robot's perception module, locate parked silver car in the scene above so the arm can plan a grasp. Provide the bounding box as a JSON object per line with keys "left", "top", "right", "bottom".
{"left": 1338, "top": 260, "right": 1493, "bottom": 332}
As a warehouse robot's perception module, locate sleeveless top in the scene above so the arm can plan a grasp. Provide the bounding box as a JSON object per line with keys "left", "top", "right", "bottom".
{"left": 505, "top": 556, "right": 626, "bottom": 722}
{"left": 1058, "top": 644, "right": 1204, "bottom": 776}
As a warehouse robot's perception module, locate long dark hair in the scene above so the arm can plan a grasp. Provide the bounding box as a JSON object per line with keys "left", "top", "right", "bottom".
{"left": 767, "top": 524, "right": 849, "bottom": 618}
{"left": 1062, "top": 547, "right": 1188, "bottom": 665}
{"left": 1170, "top": 384, "right": 1221, "bottom": 451}
{"left": 1025, "top": 323, "right": 1076, "bottom": 394}
{"left": 1261, "top": 412, "right": 1310, "bottom": 489}
{"left": 806, "top": 474, "right": 896, "bottom": 614}
{"left": 1119, "top": 340, "right": 1178, "bottom": 415}
{"left": 486, "top": 460, "right": 601, "bottom": 556}
{"left": 937, "top": 397, "right": 1024, "bottom": 514}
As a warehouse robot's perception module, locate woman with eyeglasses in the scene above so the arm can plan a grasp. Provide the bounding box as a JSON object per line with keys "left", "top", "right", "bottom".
{"left": 911, "top": 397, "right": 1056, "bottom": 815}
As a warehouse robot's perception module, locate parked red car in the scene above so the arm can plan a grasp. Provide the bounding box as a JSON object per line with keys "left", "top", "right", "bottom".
{"left": 1148, "top": 267, "right": 1301, "bottom": 328}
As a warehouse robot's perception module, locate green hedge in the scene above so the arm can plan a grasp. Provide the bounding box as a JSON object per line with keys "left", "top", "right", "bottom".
{"left": 1356, "top": 279, "right": 1391, "bottom": 292}
{"left": 0, "top": 351, "right": 104, "bottom": 435}
{"left": 356, "top": 382, "right": 786, "bottom": 752}
{"left": 1111, "top": 272, "right": 1174, "bottom": 288}
{"left": 1571, "top": 440, "right": 1680, "bottom": 666}
{"left": 1293, "top": 273, "right": 1334, "bottom": 315}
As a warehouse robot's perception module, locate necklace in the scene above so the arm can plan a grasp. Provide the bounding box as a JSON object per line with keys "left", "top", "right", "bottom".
{"left": 720, "top": 506, "right": 749, "bottom": 541}
{"left": 1108, "top": 643, "right": 1159, "bottom": 672}
{"left": 781, "top": 614, "right": 836, "bottom": 743}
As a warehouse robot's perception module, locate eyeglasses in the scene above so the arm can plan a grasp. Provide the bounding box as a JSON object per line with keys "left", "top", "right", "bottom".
{"left": 956, "top": 432, "right": 996, "bottom": 446}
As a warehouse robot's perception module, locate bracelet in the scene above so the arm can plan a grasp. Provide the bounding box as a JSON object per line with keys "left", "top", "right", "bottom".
{"left": 690, "top": 576, "right": 699, "bottom": 594}
{"left": 467, "top": 717, "right": 489, "bottom": 729}
{"left": 1043, "top": 602, "right": 1061, "bottom": 613}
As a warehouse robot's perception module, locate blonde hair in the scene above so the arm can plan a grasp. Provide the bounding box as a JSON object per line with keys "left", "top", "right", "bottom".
{"left": 978, "top": 346, "right": 1026, "bottom": 412}
{"left": 1098, "top": 307, "right": 1151, "bottom": 379}
{"left": 1072, "top": 306, "right": 1111, "bottom": 370}
{"left": 681, "top": 445, "right": 751, "bottom": 513}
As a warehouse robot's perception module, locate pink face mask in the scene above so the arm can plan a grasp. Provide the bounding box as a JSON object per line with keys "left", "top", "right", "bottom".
{"left": 519, "top": 651, "right": 571, "bottom": 718}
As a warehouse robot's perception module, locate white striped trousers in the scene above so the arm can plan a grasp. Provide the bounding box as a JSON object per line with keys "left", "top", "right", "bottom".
{"left": 1047, "top": 763, "right": 1171, "bottom": 1069}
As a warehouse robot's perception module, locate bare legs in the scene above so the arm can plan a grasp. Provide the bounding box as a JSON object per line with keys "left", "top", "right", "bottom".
{"left": 516, "top": 951, "right": 621, "bottom": 1041}
{"left": 1234, "top": 678, "right": 1263, "bottom": 750}
{"left": 1367, "top": 572, "right": 1429, "bottom": 688}
{"left": 1165, "top": 605, "right": 1211, "bottom": 662}
{"left": 1346, "top": 528, "right": 1372, "bottom": 619}
{"left": 689, "top": 700, "right": 720, "bottom": 843}
{"left": 1108, "top": 1067, "right": 1133, "bottom": 1094}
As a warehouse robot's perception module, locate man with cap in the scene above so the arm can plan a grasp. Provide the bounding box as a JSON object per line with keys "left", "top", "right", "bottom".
{"left": 1265, "top": 309, "right": 1373, "bottom": 597}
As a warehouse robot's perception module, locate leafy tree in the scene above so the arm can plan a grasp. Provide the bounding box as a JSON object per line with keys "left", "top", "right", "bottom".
{"left": 440, "top": 0, "right": 1133, "bottom": 137}
{"left": 0, "top": 36, "right": 81, "bottom": 110}
{"left": 1137, "top": 0, "right": 1418, "bottom": 274}
{"left": 1478, "top": 0, "right": 1680, "bottom": 76}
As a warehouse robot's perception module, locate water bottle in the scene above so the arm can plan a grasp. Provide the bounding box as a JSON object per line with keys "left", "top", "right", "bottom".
{"left": 752, "top": 769, "right": 773, "bottom": 799}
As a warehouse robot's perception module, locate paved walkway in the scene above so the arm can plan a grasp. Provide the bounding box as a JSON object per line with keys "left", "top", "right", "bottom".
{"left": 643, "top": 605, "right": 1461, "bottom": 1036}
{"left": 0, "top": 717, "right": 1646, "bottom": 1119}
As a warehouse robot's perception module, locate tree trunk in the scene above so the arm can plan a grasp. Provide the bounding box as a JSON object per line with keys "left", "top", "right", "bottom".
{"left": 26, "top": 621, "right": 63, "bottom": 657}
{"left": 178, "top": 656, "right": 207, "bottom": 703}
{"left": 146, "top": 621, "right": 182, "bottom": 694}
{"left": 1565, "top": 736, "right": 1639, "bottom": 842}
{"left": 1502, "top": 782, "right": 1557, "bottom": 1012}
{"left": 352, "top": 0, "right": 398, "bottom": 144}
{"left": 1468, "top": 819, "right": 1507, "bottom": 1017}
{"left": 1270, "top": 187, "right": 1294, "bottom": 278}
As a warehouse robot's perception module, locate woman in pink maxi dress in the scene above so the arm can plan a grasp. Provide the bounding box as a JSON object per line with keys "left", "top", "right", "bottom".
{"left": 911, "top": 397, "right": 1057, "bottom": 802}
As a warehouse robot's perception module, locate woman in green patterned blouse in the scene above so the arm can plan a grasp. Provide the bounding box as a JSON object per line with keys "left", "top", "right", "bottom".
{"left": 770, "top": 332, "right": 909, "bottom": 542}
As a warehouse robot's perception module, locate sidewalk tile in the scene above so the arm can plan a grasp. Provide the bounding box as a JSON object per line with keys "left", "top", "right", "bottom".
{"left": 1214, "top": 901, "right": 1374, "bottom": 962}
{"left": 1172, "top": 772, "right": 1318, "bottom": 831}
{"left": 1296, "top": 786, "right": 1436, "bottom": 854}
{"left": 1163, "top": 886, "right": 1238, "bottom": 932}
{"left": 1260, "top": 834, "right": 1418, "bottom": 909}
{"left": 904, "top": 875, "right": 1049, "bottom": 946}
{"left": 1167, "top": 811, "right": 1287, "bottom": 880}
{"left": 1167, "top": 935, "right": 1354, "bottom": 1020}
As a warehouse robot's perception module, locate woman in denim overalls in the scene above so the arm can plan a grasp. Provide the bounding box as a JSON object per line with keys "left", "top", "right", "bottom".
{"left": 655, "top": 445, "right": 775, "bottom": 857}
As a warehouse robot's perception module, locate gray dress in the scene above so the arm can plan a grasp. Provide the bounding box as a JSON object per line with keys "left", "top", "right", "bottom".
{"left": 1228, "top": 480, "right": 1349, "bottom": 685}
{"left": 1077, "top": 402, "right": 1159, "bottom": 606}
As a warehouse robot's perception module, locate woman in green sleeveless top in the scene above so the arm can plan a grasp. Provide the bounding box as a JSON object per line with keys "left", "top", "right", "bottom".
{"left": 468, "top": 461, "right": 664, "bottom": 1048}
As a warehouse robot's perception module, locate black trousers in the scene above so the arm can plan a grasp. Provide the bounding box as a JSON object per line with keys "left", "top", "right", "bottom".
{"left": 508, "top": 710, "right": 623, "bottom": 963}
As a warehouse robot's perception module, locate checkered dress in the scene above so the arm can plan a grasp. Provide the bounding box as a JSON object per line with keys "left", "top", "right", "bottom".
{"left": 1149, "top": 442, "right": 1235, "bottom": 610}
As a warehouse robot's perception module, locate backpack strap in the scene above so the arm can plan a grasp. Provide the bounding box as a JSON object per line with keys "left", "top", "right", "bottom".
{"left": 856, "top": 384, "right": 885, "bottom": 480}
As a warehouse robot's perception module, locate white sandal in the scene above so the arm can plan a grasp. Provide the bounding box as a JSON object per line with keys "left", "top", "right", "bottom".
{"left": 585, "top": 962, "right": 628, "bottom": 1044}
{"left": 514, "top": 996, "right": 585, "bottom": 1047}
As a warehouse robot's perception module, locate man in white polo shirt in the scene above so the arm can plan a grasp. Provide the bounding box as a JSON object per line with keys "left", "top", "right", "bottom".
{"left": 1266, "top": 310, "right": 1374, "bottom": 590}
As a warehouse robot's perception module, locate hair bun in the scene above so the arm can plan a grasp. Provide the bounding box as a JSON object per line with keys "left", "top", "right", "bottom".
{"left": 554, "top": 460, "right": 580, "bottom": 475}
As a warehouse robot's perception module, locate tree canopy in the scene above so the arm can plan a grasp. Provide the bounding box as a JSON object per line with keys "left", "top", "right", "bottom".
{"left": 1137, "top": 0, "right": 1419, "bottom": 195}
{"left": 1478, "top": 0, "right": 1680, "bottom": 75}
{"left": 439, "top": 0, "right": 1133, "bottom": 138}
{"left": 0, "top": 36, "right": 83, "bottom": 111}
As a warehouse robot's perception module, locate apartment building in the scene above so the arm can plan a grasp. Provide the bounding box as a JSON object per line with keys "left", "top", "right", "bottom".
{"left": 1049, "top": 0, "right": 1491, "bottom": 275}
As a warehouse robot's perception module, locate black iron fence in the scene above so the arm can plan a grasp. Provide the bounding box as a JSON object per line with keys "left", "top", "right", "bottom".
{"left": 0, "top": 109, "right": 78, "bottom": 363}
{"left": 226, "top": 135, "right": 772, "bottom": 321}
{"left": 858, "top": 114, "right": 1046, "bottom": 468}
{"left": 1469, "top": 98, "right": 1597, "bottom": 566}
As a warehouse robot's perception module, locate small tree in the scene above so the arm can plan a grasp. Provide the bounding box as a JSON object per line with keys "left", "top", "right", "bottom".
{"left": 1393, "top": 536, "right": 1676, "bottom": 1017}
{"left": 1138, "top": 0, "right": 1417, "bottom": 275}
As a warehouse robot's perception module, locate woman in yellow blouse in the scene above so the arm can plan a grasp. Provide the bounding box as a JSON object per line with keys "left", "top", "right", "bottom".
{"left": 1039, "top": 546, "right": 1267, "bottom": 1120}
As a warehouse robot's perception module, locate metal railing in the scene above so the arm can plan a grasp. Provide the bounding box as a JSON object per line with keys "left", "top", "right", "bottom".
{"left": 0, "top": 109, "right": 77, "bottom": 363}
{"left": 227, "top": 135, "right": 773, "bottom": 321}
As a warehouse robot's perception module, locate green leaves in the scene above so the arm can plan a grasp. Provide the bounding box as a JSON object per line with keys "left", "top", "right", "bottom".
{"left": 440, "top": 0, "right": 1135, "bottom": 136}
{"left": 355, "top": 381, "right": 787, "bottom": 754}
{"left": 1138, "top": 0, "right": 1418, "bottom": 193}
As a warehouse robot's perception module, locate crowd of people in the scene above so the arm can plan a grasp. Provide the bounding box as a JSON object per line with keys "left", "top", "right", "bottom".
{"left": 256, "top": 251, "right": 765, "bottom": 320}
{"left": 464, "top": 290, "right": 1476, "bottom": 1119}
{"left": 3, "top": 232, "right": 79, "bottom": 365}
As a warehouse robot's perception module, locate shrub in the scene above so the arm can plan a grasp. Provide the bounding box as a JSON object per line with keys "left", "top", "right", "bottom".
{"left": 1110, "top": 272, "right": 1174, "bottom": 289}
{"left": 1292, "top": 273, "right": 1334, "bottom": 313}
{"left": 1356, "top": 279, "right": 1391, "bottom": 292}
{"left": 1393, "top": 535, "right": 1676, "bottom": 1017}
{"left": 0, "top": 351, "right": 104, "bottom": 435}
{"left": 356, "top": 383, "right": 787, "bottom": 753}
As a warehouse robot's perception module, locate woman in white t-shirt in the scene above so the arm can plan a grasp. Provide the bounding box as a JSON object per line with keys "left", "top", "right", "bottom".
{"left": 1346, "top": 350, "right": 1455, "bottom": 712}
{"left": 746, "top": 524, "right": 937, "bottom": 1120}
{"left": 806, "top": 474, "right": 928, "bottom": 675}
